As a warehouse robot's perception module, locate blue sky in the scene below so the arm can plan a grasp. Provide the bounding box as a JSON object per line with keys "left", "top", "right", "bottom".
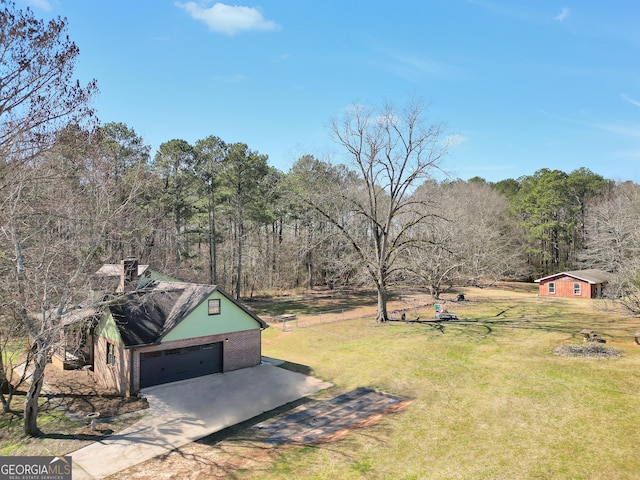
{"left": 20, "top": 0, "right": 640, "bottom": 183}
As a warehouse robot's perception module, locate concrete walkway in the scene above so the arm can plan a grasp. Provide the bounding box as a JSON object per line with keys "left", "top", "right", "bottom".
{"left": 70, "top": 364, "right": 332, "bottom": 479}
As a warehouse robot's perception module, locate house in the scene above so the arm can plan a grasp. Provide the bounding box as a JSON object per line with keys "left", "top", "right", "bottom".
{"left": 93, "top": 257, "right": 182, "bottom": 293}
{"left": 88, "top": 258, "right": 268, "bottom": 396}
{"left": 52, "top": 258, "right": 162, "bottom": 370}
{"left": 535, "top": 269, "right": 611, "bottom": 298}
{"left": 51, "top": 308, "right": 101, "bottom": 371}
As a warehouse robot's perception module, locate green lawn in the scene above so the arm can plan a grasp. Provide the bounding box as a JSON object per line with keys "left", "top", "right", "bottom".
{"left": 253, "top": 286, "right": 640, "bottom": 480}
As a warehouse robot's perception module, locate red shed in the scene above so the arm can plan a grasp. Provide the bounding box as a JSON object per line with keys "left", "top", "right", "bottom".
{"left": 535, "top": 269, "right": 611, "bottom": 299}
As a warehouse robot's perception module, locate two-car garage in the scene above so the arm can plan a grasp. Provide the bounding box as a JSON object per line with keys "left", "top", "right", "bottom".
{"left": 139, "top": 342, "right": 223, "bottom": 389}
{"left": 94, "top": 279, "right": 268, "bottom": 396}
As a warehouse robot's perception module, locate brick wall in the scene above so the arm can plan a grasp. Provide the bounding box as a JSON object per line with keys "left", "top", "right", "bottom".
{"left": 539, "top": 277, "right": 593, "bottom": 298}
{"left": 222, "top": 329, "right": 262, "bottom": 371}
{"left": 129, "top": 328, "right": 262, "bottom": 394}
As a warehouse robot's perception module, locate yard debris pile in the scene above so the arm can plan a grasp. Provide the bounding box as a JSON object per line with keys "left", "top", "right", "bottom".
{"left": 256, "top": 387, "right": 412, "bottom": 445}
{"left": 553, "top": 344, "right": 622, "bottom": 358}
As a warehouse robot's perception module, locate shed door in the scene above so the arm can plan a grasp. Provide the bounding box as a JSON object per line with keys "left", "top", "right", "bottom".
{"left": 139, "top": 342, "right": 223, "bottom": 388}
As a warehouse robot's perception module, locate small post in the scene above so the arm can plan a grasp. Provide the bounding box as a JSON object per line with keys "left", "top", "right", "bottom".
{"left": 86, "top": 412, "right": 100, "bottom": 431}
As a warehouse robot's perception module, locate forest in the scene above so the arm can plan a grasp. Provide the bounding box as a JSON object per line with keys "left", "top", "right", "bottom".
{"left": 4, "top": 116, "right": 639, "bottom": 304}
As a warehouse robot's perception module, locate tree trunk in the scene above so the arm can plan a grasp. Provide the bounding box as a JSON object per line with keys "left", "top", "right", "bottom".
{"left": 0, "top": 352, "right": 13, "bottom": 413}
{"left": 305, "top": 226, "right": 313, "bottom": 289}
{"left": 235, "top": 215, "right": 243, "bottom": 300}
{"left": 208, "top": 198, "right": 217, "bottom": 285}
{"left": 0, "top": 347, "right": 30, "bottom": 414}
{"left": 23, "top": 347, "right": 46, "bottom": 436}
{"left": 271, "top": 222, "right": 277, "bottom": 286}
{"left": 1, "top": 382, "right": 14, "bottom": 413}
{"left": 174, "top": 207, "right": 182, "bottom": 269}
{"left": 0, "top": 344, "right": 10, "bottom": 413}
{"left": 376, "top": 286, "right": 389, "bottom": 323}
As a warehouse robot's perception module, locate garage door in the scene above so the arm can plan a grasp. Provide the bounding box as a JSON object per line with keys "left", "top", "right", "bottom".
{"left": 139, "top": 342, "right": 223, "bottom": 388}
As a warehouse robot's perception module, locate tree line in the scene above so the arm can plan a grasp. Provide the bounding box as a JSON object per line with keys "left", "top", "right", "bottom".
{"left": 60, "top": 124, "right": 620, "bottom": 297}
{"left": 4, "top": 116, "right": 630, "bottom": 312}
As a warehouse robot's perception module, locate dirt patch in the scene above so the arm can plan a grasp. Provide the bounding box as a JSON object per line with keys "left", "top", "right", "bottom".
{"left": 0, "top": 364, "right": 149, "bottom": 456}
{"left": 263, "top": 288, "right": 471, "bottom": 330}
{"left": 107, "top": 387, "right": 412, "bottom": 479}
{"left": 553, "top": 344, "right": 622, "bottom": 358}
{"left": 41, "top": 364, "right": 148, "bottom": 420}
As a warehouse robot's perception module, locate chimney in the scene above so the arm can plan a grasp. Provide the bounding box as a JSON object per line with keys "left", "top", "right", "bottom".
{"left": 120, "top": 257, "right": 139, "bottom": 293}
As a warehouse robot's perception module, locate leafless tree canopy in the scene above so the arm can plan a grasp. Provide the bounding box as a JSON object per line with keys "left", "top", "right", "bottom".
{"left": 0, "top": 0, "right": 99, "bottom": 435}
{"left": 582, "top": 182, "right": 640, "bottom": 314}
{"left": 0, "top": 0, "right": 97, "bottom": 166}
{"left": 319, "top": 99, "right": 450, "bottom": 322}
{"left": 405, "top": 180, "right": 527, "bottom": 298}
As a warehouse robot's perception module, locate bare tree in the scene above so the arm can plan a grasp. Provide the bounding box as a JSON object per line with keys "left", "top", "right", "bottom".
{"left": 324, "top": 99, "right": 449, "bottom": 322}
{"left": 405, "top": 180, "right": 527, "bottom": 297}
{"left": 403, "top": 181, "right": 462, "bottom": 298}
{"left": 0, "top": 1, "right": 100, "bottom": 435}
{"left": 444, "top": 180, "right": 528, "bottom": 284}
{"left": 0, "top": 1, "right": 97, "bottom": 179}
{"left": 581, "top": 182, "right": 640, "bottom": 315}
{"left": 0, "top": 125, "right": 145, "bottom": 435}
{"left": 606, "top": 259, "right": 640, "bottom": 316}
{"left": 582, "top": 182, "right": 640, "bottom": 273}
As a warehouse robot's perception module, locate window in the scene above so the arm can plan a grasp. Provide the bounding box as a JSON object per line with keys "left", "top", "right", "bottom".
{"left": 548, "top": 282, "right": 555, "bottom": 294}
{"left": 573, "top": 283, "right": 581, "bottom": 296}
{"left": 106, "top": 342, "right": 116, "bottom": 366}
{"left": 208, "top": 299, "right": 221, "bottom": 315}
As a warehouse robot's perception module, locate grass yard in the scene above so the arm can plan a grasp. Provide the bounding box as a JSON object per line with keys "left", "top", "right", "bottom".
{"left": 253, "top": 285, "right": 640, "bottom": 480}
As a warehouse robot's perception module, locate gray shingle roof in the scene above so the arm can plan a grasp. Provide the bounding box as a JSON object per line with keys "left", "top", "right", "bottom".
{"left": 535, "top": 269, "right": 612, "bottom": 284}
{"left": 108, "top": 281, "right": 266, "bottom": 347}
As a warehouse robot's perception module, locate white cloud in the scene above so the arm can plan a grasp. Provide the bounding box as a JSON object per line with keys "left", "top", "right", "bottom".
{"left": 446, "top": 134, "right": 468, "bottom": 148}
{"left": 373, "top": 49, "right": 460, "bottom": 84}
{"left": 175, "top": 2, "right": 281, "bottom": 36}
{"left": 554, "top": 8, "right": 570, "bottom": 22}
{"left": 540, "top": 109, "right": 640, "bottom": 139}
{"left": 622, "top": 94, "right": 640, "bottom": 108}
{"left": 21, "top": 0, "right": 52, "bottom": 11}
{"left": 596, "top": 121, "right": 640, "bottom": 138}
{"left": 617, "top": 149, "right": 640, "bottom": 159}
{"left": 213, "top": 73, "right": 247, "bottom": 83}
{"left": 390, "top": 52, "right": 458, "bottom": 80}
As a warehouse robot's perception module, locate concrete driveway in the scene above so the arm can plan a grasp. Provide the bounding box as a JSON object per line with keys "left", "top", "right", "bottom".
{"left": 70, "top": 364, "right": 332, "bottom": 480}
